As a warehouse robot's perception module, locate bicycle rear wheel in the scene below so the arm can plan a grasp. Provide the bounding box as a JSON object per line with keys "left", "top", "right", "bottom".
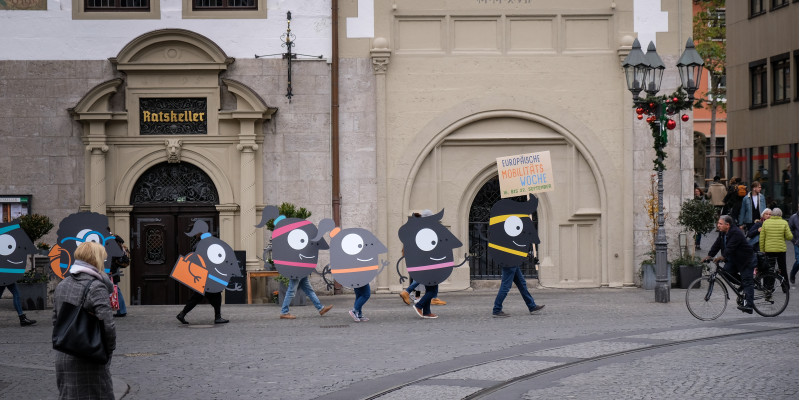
{"left": 753, "top": 272, "right": 789, "bottom": 317}
{"left": 685, "top": 276, "right": 727, "bottom": 321}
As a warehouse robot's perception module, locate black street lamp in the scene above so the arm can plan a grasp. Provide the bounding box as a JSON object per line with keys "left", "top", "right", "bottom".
{"left": 622, "top": 38, "right": 703, "bottom": 303}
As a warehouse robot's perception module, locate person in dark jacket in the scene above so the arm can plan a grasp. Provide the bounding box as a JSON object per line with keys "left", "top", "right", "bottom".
{"left": 745, "top": 208, "right": 772, "bottom": 251}
{"left": 703, "top": 215, "right": 757, "bottom": 314}
{"left": 53, "top": 241, "right": 116, "bottom": 399}
{"left": 109, "top": 235, "right": 129, "bottom": 317}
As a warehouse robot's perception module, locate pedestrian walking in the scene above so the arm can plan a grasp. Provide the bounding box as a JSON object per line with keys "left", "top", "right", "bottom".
{"left": 707, "top": 175, "right": 727, "bottom": 216}
{"left": 53, "top": 241, "right": 116, "bottom": 399}
{"left": 722, "top": 177, "right": 743, "bottom": 218}
{"left": 0, "top": 283, "right": 37, "bottom": 326}
{"left": 739, "top": 181, "right": 766, "bottom": 231}
{"left": 759, "top": 207, "right": 793, "bottom": 284}
{"left": 326, "top": 225, "right": 387, "bottom": 322}
{"left": 398, "top": 210, "right": 448, "bottom": 307}
{"left": 745, "top": 208, "right": 771, "bottom": 251}
{"left": 788, "top": 208, "right": 798, "bottom": 285}
{"left": 0, "top": 220, "right": 37, "bottom": 326}
{"left": 279, "top": 276, "right": 333, "bottom": 319}
{"left": 175, "top": 221, "right": 240, "bottom": 325}
{"left": 108, "top": 235, "right": 129, "bottom": 317}
{"left": 486, "top": 195, "right": 545, "bottom": 318}
{"left": 396, "top": 209, "right": 465, "bottom": 319}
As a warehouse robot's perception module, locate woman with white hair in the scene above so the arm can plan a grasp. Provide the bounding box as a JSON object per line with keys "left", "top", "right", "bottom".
{"left": 759, "top": 207, "right": 794, "bottom": 283}
{"left": 745, "top": 208, "right": 772, "bottom": 251}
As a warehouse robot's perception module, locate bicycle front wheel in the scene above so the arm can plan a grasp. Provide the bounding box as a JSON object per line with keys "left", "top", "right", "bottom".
{"left": 686, "top": 276, "right": 728, "bottom": 321}
{"left": 753, "top": 272, "right": 789, "bottom": 317}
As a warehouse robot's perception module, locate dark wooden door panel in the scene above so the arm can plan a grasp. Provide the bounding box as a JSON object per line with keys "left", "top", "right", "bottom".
{"left": 130, "top": 207, "right": 218, "bottom": 305}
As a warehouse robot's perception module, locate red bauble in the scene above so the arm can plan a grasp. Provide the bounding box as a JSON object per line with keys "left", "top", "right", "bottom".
{"left": 666, "top": 119, "right": 677, "bottom": 130}
{"left": 681, "top": 114, "right": 689, "bottom": 122}
{"left": 646, "top": 116, "right": 655, "bottom": 123}
{"left": 637, "top": 114, "right": 644, "bottom": 120}
{"left": 636, "top": 107, "right": 644, "bottom": 115}
{"left": 649, "top": 102, "right": 655, "bottom": 108}
{"left": 673, "top": 97, "right": 679, "bottom": 102}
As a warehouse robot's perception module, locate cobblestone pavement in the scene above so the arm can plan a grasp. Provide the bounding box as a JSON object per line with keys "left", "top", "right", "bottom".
{"left": 1, "top": 282, "right": 797, "bottom": 400}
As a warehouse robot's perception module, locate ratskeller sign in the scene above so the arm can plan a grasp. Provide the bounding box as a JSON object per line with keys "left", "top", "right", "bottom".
{"left": 140, "top": 98, "right": 207, "bottom": 135}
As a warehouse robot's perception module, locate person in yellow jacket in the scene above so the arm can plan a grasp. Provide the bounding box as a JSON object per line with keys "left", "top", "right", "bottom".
{"left": 759, "top": 208, "right": 794, "bottom": 284}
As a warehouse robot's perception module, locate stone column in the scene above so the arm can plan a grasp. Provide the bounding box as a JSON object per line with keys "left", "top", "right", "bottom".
{"left": 85, "top": 120, "right": 109, "bottom": 213}
{"left": 371, "top": 39, "right": 392, "bottom": 293}
{"left": 237, "top": 138, "right": 259, "bottom": 272}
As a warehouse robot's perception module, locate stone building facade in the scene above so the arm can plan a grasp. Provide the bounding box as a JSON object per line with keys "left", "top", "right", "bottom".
{"left": 0, "top": 0, "right": 696, "bottom": 304}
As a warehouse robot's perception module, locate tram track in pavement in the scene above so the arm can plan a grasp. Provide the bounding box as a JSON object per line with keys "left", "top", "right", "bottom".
{"left": 318, "top": 317, "right": 797, "bottom": 400}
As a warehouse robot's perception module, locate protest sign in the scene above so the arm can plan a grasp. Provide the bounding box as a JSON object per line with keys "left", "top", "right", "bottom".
{"left": 496, "top": 151, "right": 554, "bottom": 198}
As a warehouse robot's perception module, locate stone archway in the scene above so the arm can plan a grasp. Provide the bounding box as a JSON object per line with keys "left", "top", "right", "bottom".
{"left": 129, "top": 161, "right": 220, "bottom": 305}
{"left": 382, "top": 96, "right": 625, "bottom": 291}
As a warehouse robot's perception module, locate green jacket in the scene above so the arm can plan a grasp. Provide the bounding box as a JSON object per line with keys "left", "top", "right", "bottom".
{"left": 760, "top": 216, "right": 793, "bottom": 253}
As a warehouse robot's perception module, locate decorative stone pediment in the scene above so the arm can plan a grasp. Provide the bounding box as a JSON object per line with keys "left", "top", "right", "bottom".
{"left": 110, "top": 29, "right": 233, "bottom": 71}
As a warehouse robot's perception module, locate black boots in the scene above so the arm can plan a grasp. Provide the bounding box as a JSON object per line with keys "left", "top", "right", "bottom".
{"left": 214, "top": 315, "right": 229, "bottom": 324}
{"left": 176, "top": 312, "right": 188, "bottom": 324}
{"left": 19, "top": 314, "right": 36, "bottom": 326}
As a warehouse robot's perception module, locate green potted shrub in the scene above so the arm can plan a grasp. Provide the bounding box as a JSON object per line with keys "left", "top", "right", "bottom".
{"left": 677, "top": 198, "right": 716, "bottom": 288}
{"left": 678, "top": 198, "right": 716, "bottom": 257}
{"left": 16, "top": 213, "right": 54, "bottom": 310}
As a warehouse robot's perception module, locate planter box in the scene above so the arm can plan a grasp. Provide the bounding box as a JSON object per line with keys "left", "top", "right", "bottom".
{"left": 278, "top": 282, "right": 307, "bottom": 307}
{"left": 678, "top": 265, "right": 703, "bottom": 289}
{"left": 641, "top": 263, "right": 673, "bottom": 290}
{"left": 16, "top": 283, "right": 47, "bottom": 310}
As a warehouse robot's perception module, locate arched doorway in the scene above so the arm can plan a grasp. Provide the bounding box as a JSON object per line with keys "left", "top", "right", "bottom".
{"left": 468, "top": 177, "right": 538, "bottom": 280}
{"left": 130, "top": 162, "right": 219, "bottom": 305}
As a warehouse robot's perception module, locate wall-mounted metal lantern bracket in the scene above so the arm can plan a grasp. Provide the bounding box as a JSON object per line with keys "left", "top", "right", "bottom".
{"left": 255, "top": 11, "right": 323, "bottom": 103}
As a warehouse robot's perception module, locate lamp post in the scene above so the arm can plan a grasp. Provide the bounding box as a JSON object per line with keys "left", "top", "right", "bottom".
{"left": 623, "top": 38, "right": 703, "bottom": 303}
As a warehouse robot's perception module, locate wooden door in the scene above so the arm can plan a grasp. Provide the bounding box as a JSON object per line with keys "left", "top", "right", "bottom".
{"left": 130, "top": 208, "right": 218, "bottom": 305}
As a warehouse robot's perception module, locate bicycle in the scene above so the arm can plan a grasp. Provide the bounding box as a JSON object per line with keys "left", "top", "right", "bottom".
{"left": 685, "top": 254, "right": 789, "bottom": 321}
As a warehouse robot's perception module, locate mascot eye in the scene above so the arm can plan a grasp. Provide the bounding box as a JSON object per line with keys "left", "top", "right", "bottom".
{"left": 287, "top": 229, "right": 309, "bottom": 250}
{"left": 0, "top": 234, "right": 17, "bottom": 256}
{"left": 206, "top": 244, "right": 226, "bottom": 264}
{"left": 504, "top": 216, "right": 524, "bottom": 237}
{"left": 341, "top": 233, "right": 364, "bottom": 256}
{"left": 77, "top": 229, "right": 101, "bottom": 244}
{"left": 415, "top": 228, "right": 438, "bottom": 252}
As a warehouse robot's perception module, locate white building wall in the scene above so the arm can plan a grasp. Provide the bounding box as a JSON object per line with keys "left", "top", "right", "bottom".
{"left": 0, "top": 0, "right": 332, "bottom": 60}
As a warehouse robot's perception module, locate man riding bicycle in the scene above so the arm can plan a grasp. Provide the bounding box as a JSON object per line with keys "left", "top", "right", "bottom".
{"left": 702, "top": 215, "right": 757, "bottom": 314}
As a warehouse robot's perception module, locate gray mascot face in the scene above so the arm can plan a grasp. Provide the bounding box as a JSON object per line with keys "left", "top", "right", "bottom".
{"left": 55, "top": 212, "right": 123, "bottom": 275}
{"left": 329, "top": 227, "right": 387, "bottom": 288}
{"left": 0, "top": 221, "right": 35, "bottom": 285}
{"left": 195, "top": 235, "right": 241, "bottom": 293}
{"left": 398, "top": 209, "right": 462, "bottom": 286}
{"left": 270, "top": 218, "right": 330, "bottom": 280}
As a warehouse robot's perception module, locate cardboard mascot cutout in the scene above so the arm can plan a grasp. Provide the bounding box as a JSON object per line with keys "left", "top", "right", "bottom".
{"left": 396, "top": 209, "right": 468, "bottom": 286}
{"left": 486, "top": 194, "right": 540, "bottom": 268}
{"left": 0, "top": 221, "right": 36, "bottom": 285}
{"left": 327, "top": 226, "right": 388, "bottom": 288}
{"left": 49, "top": 212, "right": 123, "bottom": 279}
{"left": 170, "top": 220, "right": 241, "bottom": 294}
{"left": 255, "top": 205, "right": 335, "bottom": 280}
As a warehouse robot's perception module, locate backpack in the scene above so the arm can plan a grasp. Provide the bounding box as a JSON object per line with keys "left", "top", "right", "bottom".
{"left": 737, "top": 185, "right": 747, "bottom": 197}
{"left": 113, "top": 245, "right": 130, "bottom": 269}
